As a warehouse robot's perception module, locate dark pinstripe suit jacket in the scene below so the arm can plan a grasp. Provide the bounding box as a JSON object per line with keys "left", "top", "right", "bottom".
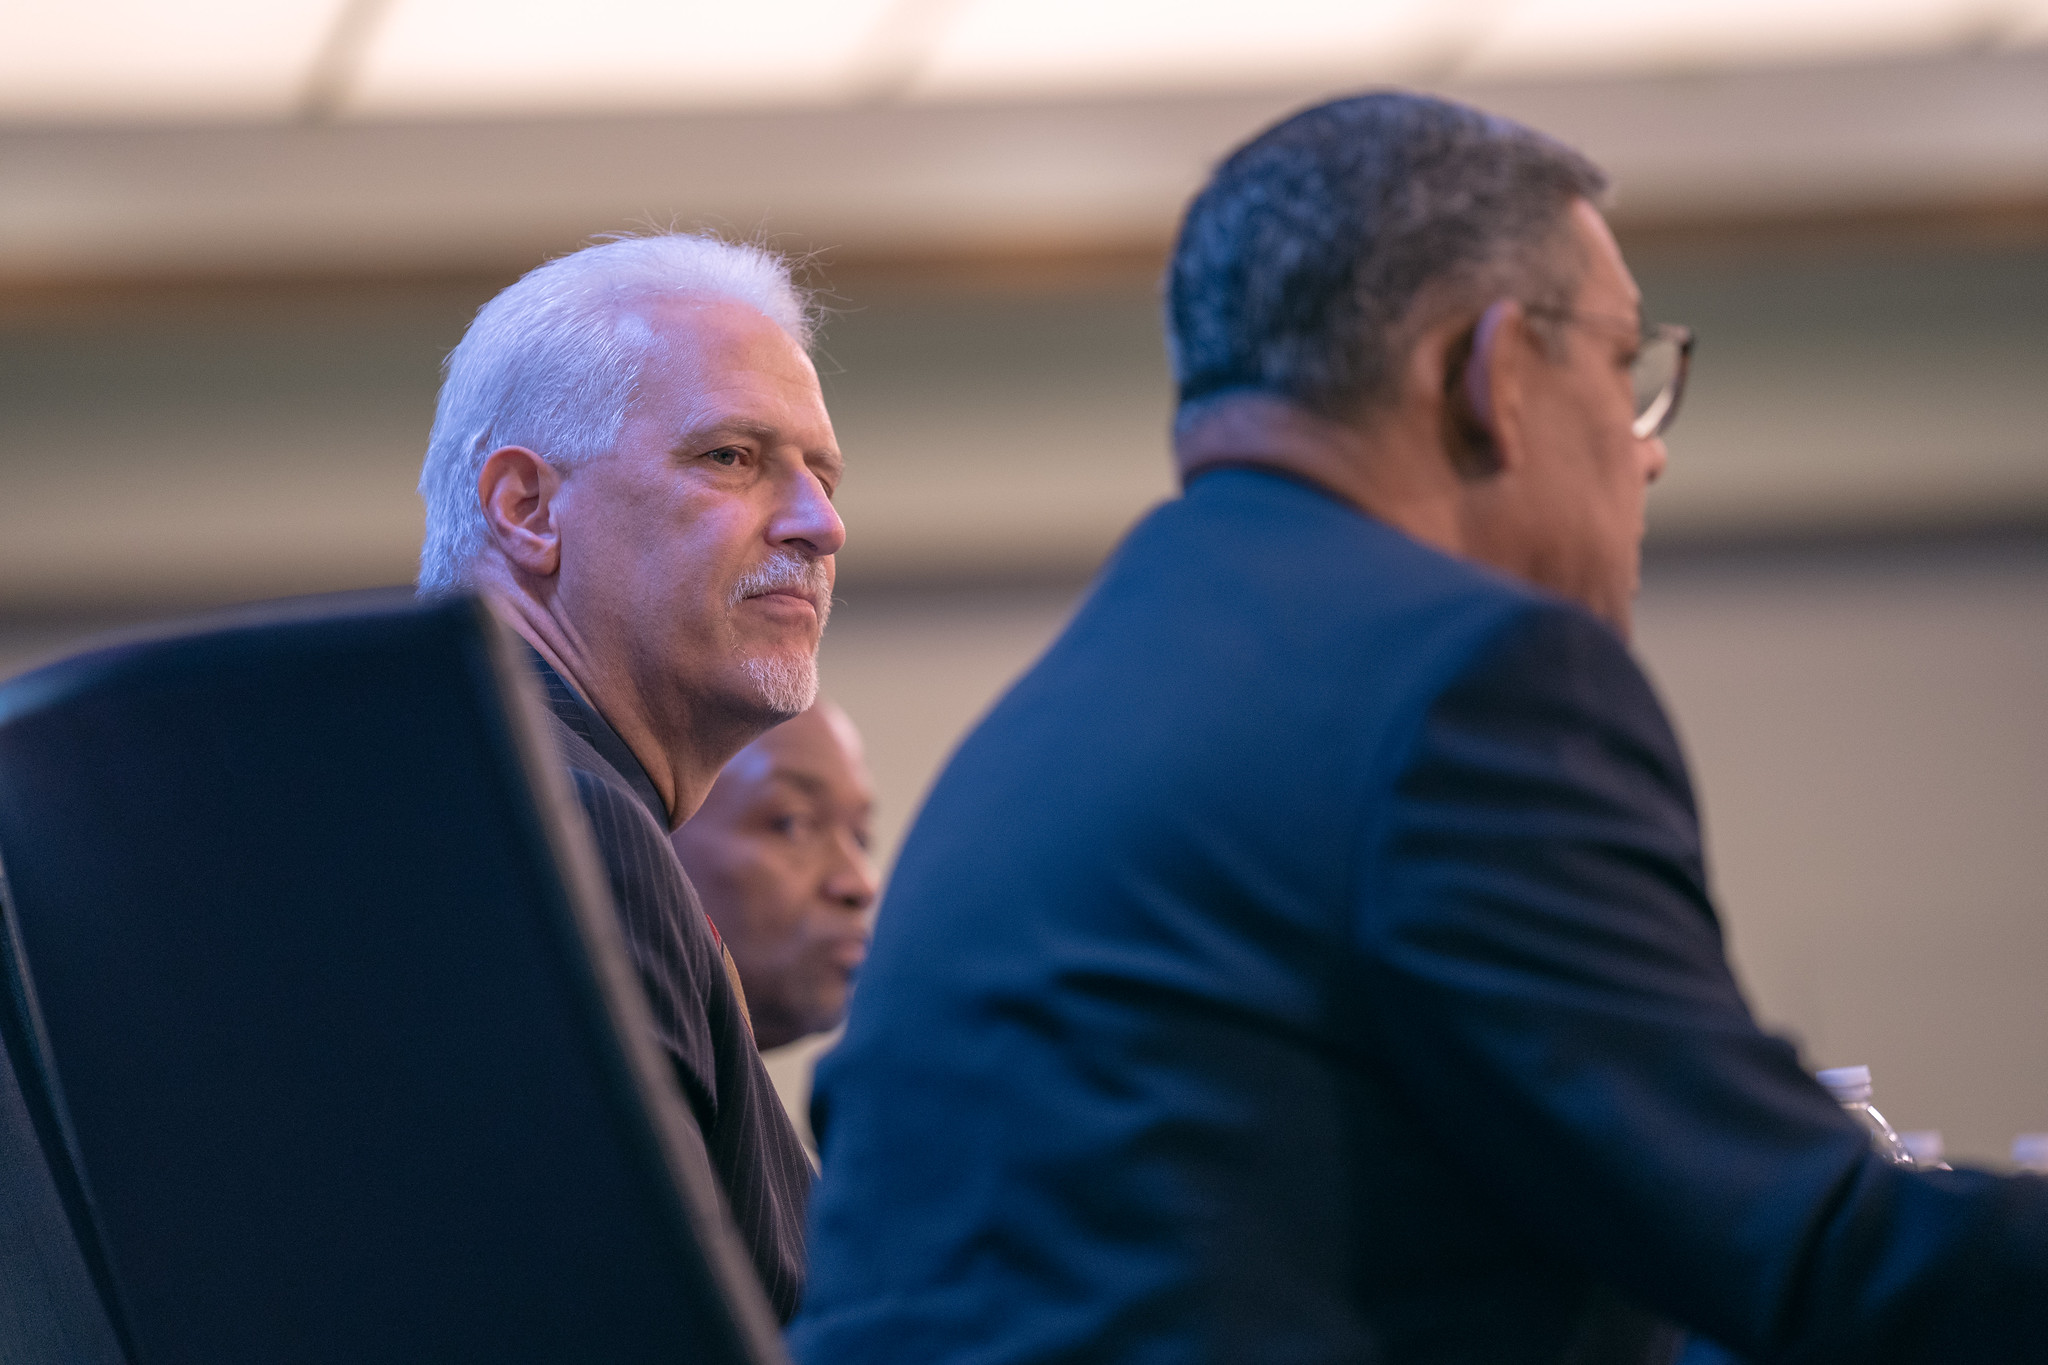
{"left": 530, "top": 653, "right": 812, "bottom": 1323}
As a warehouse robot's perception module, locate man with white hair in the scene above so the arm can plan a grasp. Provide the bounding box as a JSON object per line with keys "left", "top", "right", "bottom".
{"left": 416, "top": 232, "right": 839, "bottom": 1321}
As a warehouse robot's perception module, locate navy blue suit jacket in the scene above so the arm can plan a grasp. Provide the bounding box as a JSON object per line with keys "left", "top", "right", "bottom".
{"left": 793, "top": 469, "right": 2048, "bottom": 1364}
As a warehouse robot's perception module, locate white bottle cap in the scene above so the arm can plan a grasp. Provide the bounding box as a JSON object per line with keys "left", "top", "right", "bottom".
{"left": 1816, "top": 1065, "right": 1873, "bottom": 1104}
{"left": 1900, "top": 1131, "right": 1944, "bottom": 1166}
{"left": 2013, "top": 1133, "right": 2048, "bottom": 1173}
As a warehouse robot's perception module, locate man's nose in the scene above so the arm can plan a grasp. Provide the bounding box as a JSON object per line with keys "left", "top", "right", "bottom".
{"left": 825, "top": 836, "right": 879, "bottom": 913}
{"left": 773, "top": 465, "right": 847, "bottom": 558}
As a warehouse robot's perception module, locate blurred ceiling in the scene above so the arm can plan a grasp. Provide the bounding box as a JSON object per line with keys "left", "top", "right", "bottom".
{"left": 5, "top": 0, "right": 2047, "bottom": 121}
{"left": 3, "top": 1, "right": 2047, "bottom": 279}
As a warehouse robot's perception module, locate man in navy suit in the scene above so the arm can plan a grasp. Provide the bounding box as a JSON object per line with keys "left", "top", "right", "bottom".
{"left": 792, "top": 94, "right": 2048, "bottom": 1363}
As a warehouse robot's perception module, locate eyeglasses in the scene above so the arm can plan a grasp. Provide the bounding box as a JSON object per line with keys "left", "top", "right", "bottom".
{"left": 1527, "top": 308, "right": 1695, "bottom": 440}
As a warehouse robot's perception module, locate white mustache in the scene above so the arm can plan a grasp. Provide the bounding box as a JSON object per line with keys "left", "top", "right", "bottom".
{"left": 730, "top": 553, "right": 833, "bottom": 627}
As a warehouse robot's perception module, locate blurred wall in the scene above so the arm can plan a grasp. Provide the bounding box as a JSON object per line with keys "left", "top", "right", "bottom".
{"left": 6, "top": 234, "right": 2047, "bottom": 601}
{"left": 1638, "top": 540, "right": 2048, "bottom": 1166}
{"left": 3, "top": 227, "right": 2045, "bottom": 1166}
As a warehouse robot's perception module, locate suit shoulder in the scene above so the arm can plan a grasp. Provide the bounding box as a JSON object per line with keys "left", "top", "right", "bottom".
{"left": 533, "top": 711, "right": 698, "bottom": 928}
{"left": 566, "top": 765, "right": 673, "bottom": 863}
{"left": 537, "top": 714, "right": 725, "bottom": 1081}
{"left": 1110, "top": 469, "right": 1549, "bottom": 661}
{"left": 542, "top": 707, "right": 620, "bottom": 787}
{"left": 1389, "top": 598, "right": 1703, "bottom": 880}
{"left": 1438, "top": 599, "right": 1686, "bottom": 768}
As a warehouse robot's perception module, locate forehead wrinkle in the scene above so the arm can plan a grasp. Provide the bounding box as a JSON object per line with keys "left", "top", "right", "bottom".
{"left": 651, "top": 394, "right": 841, "bottom": 468}
{"left": 634, "top": 303, "right": 841, "bottom": 469}
{"left": 671, "top": 414, "right": 783, "bottom": 449}
{"left": 769, "top": 766, "right": 870, "bottom": 809}
{"left": 765, "top": 768, "right": 831, "bottom": 800}
{"left": 631, "top": 293, "right": 811, "bottom": 409}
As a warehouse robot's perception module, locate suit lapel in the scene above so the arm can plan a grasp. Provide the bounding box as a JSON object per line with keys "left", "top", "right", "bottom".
{"left": 523, "top": 646, "right": 670, "bottom": 830}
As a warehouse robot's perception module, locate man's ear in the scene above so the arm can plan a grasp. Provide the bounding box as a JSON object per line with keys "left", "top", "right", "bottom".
{"left": 476, "top": 446, "right": 564, "bottom": 579}
{"left": 1472, "top": 300, "right": 1537, "bottom": 476}
{"left": 1441, "top": 299, "right": 1525, "bottom": 480}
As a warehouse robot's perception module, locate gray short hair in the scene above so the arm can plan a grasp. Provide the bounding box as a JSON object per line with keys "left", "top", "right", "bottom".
{"left": 1167, "top": 91, "right": 1607, "bottom": 425}
{"left": 417, "top": 233, "right": 814, "bottom": 595}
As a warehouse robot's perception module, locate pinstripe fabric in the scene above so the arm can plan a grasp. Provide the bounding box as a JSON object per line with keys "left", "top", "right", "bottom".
{"left": 529, "top": 652, "right": 812, "bottom": 1323}
{"left": 0, "top": 1021, "right": 124, "bottom": 1364}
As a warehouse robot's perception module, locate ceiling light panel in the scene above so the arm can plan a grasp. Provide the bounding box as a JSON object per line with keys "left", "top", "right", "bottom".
{"left": 2004, "top": 0, "right": 2048, "bottom": 43}
{"left": 351, "top": 0, "right": 901, "bottom": 116}
{"left": 0, "top": 0, "right": 341, "bottom": 121}
{"left": 1462, "top": 0, "right": 2001, "bottom": 78}
{"left": 911, "top": 0, "right": 1461, "bottom": 100}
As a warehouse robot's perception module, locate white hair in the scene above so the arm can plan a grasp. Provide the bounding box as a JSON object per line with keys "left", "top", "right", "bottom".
{"left": 416, "top": 233, "right": 814, "bottom": 594}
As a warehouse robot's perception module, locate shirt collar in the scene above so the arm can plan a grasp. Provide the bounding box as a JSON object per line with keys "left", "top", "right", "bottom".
{"left": 523, "top": 643, "right": 671, "bottom": 830}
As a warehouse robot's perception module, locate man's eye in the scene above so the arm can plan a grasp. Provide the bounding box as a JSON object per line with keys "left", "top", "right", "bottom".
{"left": 706, "top": 447, "right": 742, "bottom": 467}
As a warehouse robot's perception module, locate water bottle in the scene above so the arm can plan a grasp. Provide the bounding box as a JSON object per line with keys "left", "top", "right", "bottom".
{"left": 1816, "top": 1065, "right": 1915, "bottom": 1167}
{"left": 1899, "top": 1130, "right": 1952, "bottom": 1171}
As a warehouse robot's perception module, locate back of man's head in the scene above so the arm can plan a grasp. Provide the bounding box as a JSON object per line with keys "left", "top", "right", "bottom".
{"left": 1167, "top": 91, "right": 1607, "bottom": 432}
{"left": 417, "top": 233, "right": 814, "bottom": 595}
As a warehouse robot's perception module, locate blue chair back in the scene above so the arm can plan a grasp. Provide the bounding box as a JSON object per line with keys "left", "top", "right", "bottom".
{"left": 0, "top": 593, "right": 786, "bottom": 1365}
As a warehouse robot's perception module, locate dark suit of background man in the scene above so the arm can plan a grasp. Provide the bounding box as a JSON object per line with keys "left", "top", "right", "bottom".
{"left": 415, "top": 233, "right": 843, "bottom": 1320}
{"left": 793, "top": 93, "right": 2048, "bottom": 1364}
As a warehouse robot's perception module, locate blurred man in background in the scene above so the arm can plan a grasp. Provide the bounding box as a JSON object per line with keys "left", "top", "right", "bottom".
{"left": 416, "top": 232, "right": 838, "bottom": 1321}
{"left": 672, "top": 700, "right": 879, "bottom": 1053}
{"left": 794, "top": 93, "right": 2048, "bottom": 1363}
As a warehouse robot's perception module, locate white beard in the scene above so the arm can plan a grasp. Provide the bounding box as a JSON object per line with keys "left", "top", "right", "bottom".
{"left": 742, "top": 651, "right": 819, "bottom": 718}
{"left": 728, "top": 550, "right": 831, "bottom": 718}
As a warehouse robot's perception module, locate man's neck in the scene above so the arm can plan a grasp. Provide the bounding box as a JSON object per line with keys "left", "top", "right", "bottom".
{"left": 482, "top": 584, "right": 733, "bottom": 828}
{"left": 1173, "top": 394, "right": 1470, "bottom": 559}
